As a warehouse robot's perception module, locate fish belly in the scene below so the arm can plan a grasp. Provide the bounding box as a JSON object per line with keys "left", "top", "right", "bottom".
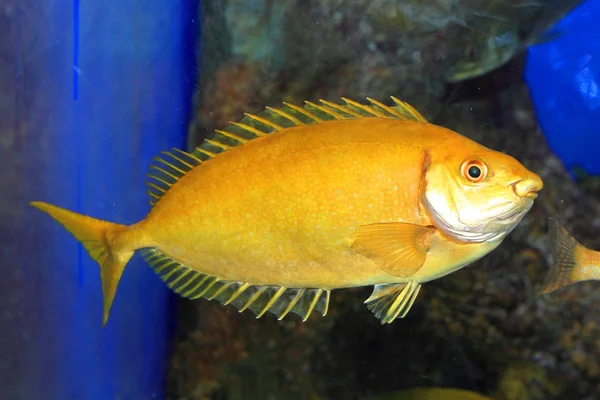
{"left": 413, "top": 233, "right": 503, "bottom": 283}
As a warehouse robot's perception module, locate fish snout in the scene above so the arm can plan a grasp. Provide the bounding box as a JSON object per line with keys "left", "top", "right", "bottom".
{"left": 512, "top": 174, "right": 543, "bottom": 199}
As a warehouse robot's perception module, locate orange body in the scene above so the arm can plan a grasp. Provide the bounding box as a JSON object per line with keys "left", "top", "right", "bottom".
{"left": 30, "top": 97, "right": 543, "bottom": 324}
{"left": 138, "top": 119, "right": 495, "bottom": 287}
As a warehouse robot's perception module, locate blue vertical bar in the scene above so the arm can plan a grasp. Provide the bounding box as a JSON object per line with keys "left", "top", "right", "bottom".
{"left": 4, "top": 0, "right": 198, "bottom": 398}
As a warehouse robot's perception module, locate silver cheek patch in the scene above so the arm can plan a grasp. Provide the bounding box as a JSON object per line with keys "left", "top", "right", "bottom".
{"left": 424, "top": 191, "right": 531, "bottom": 243}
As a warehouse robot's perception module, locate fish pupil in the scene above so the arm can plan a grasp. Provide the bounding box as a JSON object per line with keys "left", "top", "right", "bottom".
{"left": 468, "top": 165, "right": 481, "bottom": 178}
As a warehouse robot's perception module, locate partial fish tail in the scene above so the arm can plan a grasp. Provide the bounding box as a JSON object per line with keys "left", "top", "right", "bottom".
{"left": 30, "top": 201, "right": 137, "bottom": 326}
{"left": 539, "top": 218, "right": 582, "bottom": 295}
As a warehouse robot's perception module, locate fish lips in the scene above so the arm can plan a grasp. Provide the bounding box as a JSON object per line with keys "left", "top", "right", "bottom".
{"left": 511, "top": 178, "right": 542, "bottom": 200}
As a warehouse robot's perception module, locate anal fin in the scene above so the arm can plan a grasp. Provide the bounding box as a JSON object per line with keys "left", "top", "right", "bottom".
{"left": 365, "top": 282, "right": 422, "bottom": 324}
{"left": 141, "top": 248, "right": 330, "bottom": 321}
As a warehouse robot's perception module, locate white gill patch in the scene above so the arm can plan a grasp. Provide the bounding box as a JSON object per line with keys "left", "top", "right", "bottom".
{"left": 424, "top": 190, "right": 530, "bottom": 243}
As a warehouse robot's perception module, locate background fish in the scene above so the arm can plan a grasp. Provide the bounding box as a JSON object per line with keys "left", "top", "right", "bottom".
{"left": 191, "top": 0, "right": 584, "bottom": 151}
{"left": 539, "top": 218, "right": 600, "bottom": 294}
{"left": 30, "top": 97, "right": 542, "bottom": 326}
{"left": 421, "top": 0, "right": 585, "bottom": 82}
{"left": 375, "top": 387, "right": 493, "bottom": 400}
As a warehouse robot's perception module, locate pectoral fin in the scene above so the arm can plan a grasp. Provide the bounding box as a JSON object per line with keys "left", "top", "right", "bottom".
{"left": 351, "top": 222, "right": 434, "bottom": 277}
{"left": 365, "top": 282, "right": 422, "bottom": 324}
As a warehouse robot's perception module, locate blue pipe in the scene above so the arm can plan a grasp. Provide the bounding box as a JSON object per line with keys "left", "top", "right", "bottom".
{"left": 525, "top": 0, "right": 600, "bottom": 175}
{"left": 11, "top": 1, "right": 198, "bottom": 398}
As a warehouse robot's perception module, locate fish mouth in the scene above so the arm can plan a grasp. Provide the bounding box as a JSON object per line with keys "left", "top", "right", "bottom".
{"left": 511, "top": 179, "right": 541, "bottom": 200}
{"left": 524, "top": 192, "right": 538, "bottom": 200}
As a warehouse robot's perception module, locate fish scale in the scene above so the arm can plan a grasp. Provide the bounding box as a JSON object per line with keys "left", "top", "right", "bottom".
{"left": 29, "top": 96, "right": 542, "bottom": 326}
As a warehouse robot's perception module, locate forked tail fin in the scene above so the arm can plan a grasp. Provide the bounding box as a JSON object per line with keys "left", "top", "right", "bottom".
{"left": 30, "top": 201, "right": 133, "bottom": 326}
{"left": 539, "top": 218, "right": 582, "bottom": 294}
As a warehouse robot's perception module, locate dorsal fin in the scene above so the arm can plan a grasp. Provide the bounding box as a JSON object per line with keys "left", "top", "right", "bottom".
{"left": 194, "top": 96, "right": 428, "bottom": 159}
{"left": 141, "top": 248, "right": 331, "bottom": 321}
{"left": 146, "top": 97, "right": 428, "bottom": 208}
{"left": 145, "top": 149, "right": 203, "bottom": 207}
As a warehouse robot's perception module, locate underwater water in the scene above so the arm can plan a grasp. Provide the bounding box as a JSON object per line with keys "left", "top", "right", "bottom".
{"left": 2, "top": 1, "right": 599, "bottom": 400}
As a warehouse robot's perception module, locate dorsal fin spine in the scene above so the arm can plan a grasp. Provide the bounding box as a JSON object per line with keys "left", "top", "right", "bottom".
{"left": 231, "top": 122, "right": 268, "bottom": 137}
{"left": 147, "top": 182, "right": 166, "bottom": 194}
{"left": 283, "top": 102, "right": 323, "bottom": 122}
{"left": 244, "top": 112, "right": 283, "bottom": 131}
{"left": 204, "top": 139, "right": 231, "bottom": 150}
{"left": 150, "top": 165, "right": 178, "bottom": 181}
{"left": 305, "top": 101, "right": 343, "bottom": 119}
{"left": 154, "top": 157, "right": 187, "bottom": 175}
{"left": 170, "top": 148, "right": 201, "bottom": 167}
{"left": 145, "top": 148, "right": 203, "bottom": 208}
{"left": 317, "top": 99, "right": 362, "bottom": 118}
{"left": 342, "top": 97, "right": 386, "bottom": 117}
{"left": 147, "top": 191, "right": 159, "bottom": 203}
{"left": 266, "top": 106, "right": 305, "bottom": 125}
{"left": 160, "top": 151, "right": 195, "bottom": 170}
{"left": 195, "top": 148, "right": 217, "bottom": 157}
{"left": 366, "top": 97, "right": 404, "bottom": 119}
{"left": 216, "top": 129, "right": 248, "bottom": 144}
{"left": 172, "top": 148, "right": 204, "bottom": 164}
{"left": 148, "top": 175, "right": 172, "bottom": 187}
{"left": 391, "top": 96, "right": 426, "bottom": 122}
{"left": 198, "top": 97, "right": 426, "bottom": 161}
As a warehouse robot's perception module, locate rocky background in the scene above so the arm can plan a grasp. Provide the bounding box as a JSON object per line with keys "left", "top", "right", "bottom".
{"left": 167, "top": 1, "right": 599, "bottom": 399}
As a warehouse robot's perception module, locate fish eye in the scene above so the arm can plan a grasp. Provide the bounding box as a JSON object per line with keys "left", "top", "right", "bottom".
{"left": 461, "top": 159, "right": 487, "bottom": 183}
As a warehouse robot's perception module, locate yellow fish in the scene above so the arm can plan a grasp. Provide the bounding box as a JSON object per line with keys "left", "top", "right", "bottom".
{"left": 30, "top": 97, "right": 543, "bottom": 326}
{"left": 540, "top": 218, "right": 600, "bottom": 294}
{"left": 375, "top": 387, "right": 493, "bottom": 400}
